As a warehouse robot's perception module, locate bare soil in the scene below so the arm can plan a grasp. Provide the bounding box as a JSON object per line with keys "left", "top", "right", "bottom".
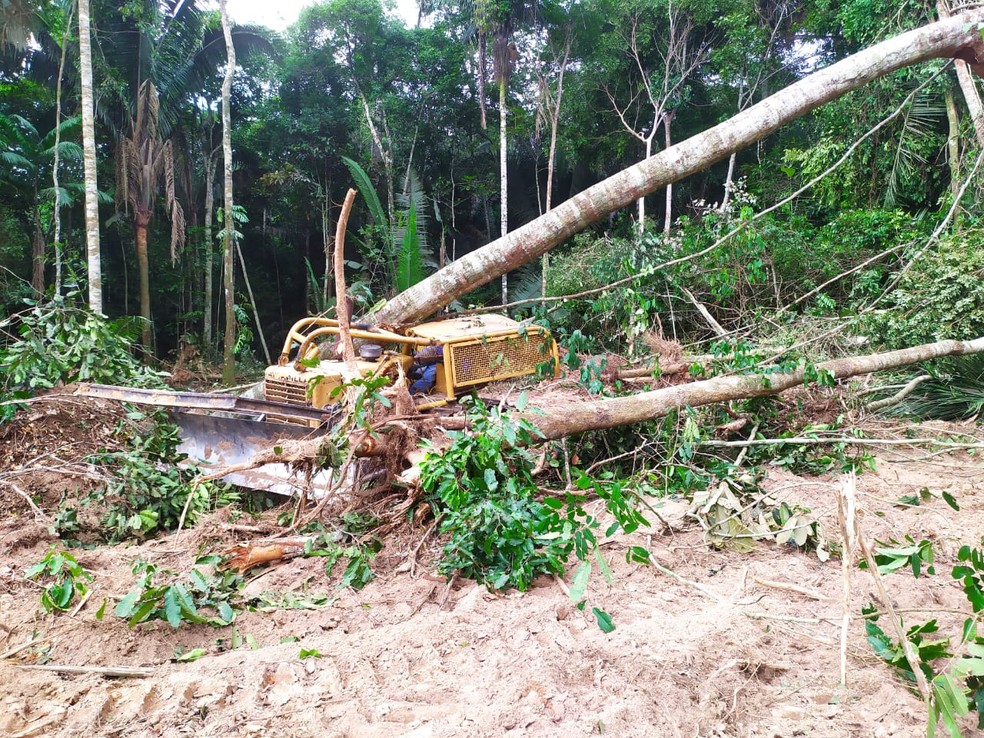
{"left": 2, "top": 404, "right": 984, "bottom": 737}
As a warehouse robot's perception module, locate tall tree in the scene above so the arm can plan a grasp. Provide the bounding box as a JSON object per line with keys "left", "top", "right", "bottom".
{"left": 599, "top": 0, "right": 711, "bottom": 234}
{"left": 78, "top": 0, "right": 102, "bottom": 312}
{"left": 219, "top": 0, "right": 236, "bottom": 383}
{"left": 116, "top": 80, "right": 186, "bottom": 351}
{"left": 96, "top": 0, "right": 269, "bottom": 352}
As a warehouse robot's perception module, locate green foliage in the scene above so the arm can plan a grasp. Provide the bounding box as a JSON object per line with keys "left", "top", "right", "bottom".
{"left": 866, "top": 232, "right": 984, "bottom": 348}
{"left": 341, "top": 156, "right": 387, "bottom": 227}
{"left": 84, "top": 411, "right": 236, "bottom": 542}
{"left": 891, "top": 357, "right": 984, "bottom": 421}
{"left": 421, "top": 396, "right": 569, "bottom": 592}
{"left": 859, "top": 536, "right": 935, "bottom": 577}
{"left": 115, "top": 558, "right": 242, "bottom": 629}
{"left": 762, "top": 423, "right": 876, "bottom": 476}
{"left": 25, "top": 549, "right": 93, "bottom": 613}
{"left": 864, "top": 541, "right": 984, "bottom": 736}
{"left": 0, "top": 296, "right": 164, "bottom": 403}
{"left": 420, "top": 395, "right": 647, "bottom": 634}
{"left": 303, "top": 532, "right": 381, "bottom": 591}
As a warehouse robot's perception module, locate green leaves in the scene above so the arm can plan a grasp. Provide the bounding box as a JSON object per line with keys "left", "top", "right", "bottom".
{"left": 115, "top": 560, "right": 242, "bottom": 630}
{"left": 26, "top": 549, "right": 92, "bottom": 614}
{"left": 420, "top": 398, "right": 633, "bottom": 632}
{"left": 865, "top": 540, "right": 984, "bottom": 736}
{"left": 420, "top": 397, "right": 565, "bottom": 593}
{"left": 860, "top": 536, "right": 935, "bottom": 577}
{"left": 341, "top": 156, "right": 386, "bottom": 227}
{"left": 953, "top": 545, "right": 984, "bottom": 614}
{"left": 592, "top": 608, "right": 615, "bottom": 634}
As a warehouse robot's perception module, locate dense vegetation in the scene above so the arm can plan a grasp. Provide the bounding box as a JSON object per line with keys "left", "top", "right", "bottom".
{"left": 2, "top": 0, "right": 980, "bottom": 364}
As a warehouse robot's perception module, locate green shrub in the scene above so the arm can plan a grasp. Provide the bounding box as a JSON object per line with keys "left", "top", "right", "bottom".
{"left": 865, "top": 232, "right": 984, "bottom": 347}
{"left": 84, "top": 411, "right": 236, "bottom": 541}
{"left": 0, "top": 295, "right": 164, "bottom": 401}
{"left": 420, "top": 397, "right": 570, "bottom": 591}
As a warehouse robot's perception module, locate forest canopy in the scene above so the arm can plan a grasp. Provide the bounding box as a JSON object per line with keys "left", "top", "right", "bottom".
{"left": 2, "top": 0, "right": 983, "bottom": 364}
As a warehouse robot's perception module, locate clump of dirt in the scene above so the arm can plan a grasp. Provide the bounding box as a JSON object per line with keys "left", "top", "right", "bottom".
{"left": 0, "top": 391, "right": 128, "bottom": 469}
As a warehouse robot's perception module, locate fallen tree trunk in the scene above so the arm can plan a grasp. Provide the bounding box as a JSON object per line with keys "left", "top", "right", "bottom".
{"left": 528, "top": 336, "right": 984, "bottom": 441}
{"left": 375, "top": 11, "right": 984, "bottom": 325}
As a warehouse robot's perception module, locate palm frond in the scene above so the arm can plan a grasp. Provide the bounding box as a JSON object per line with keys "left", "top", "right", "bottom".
{"left": 342, "top": 155, "right": 387, "bottom": 226}
{"left": 507, "top": 262, "right": 544, "bottom": 305}
{"left": 891, "top": 356, "right": 984, "bottom": 420}
{"left": 0, "top": 151, "right": 34, "bottom": 171}
{"left": 884, "top": 91, "right": 943, "bottom": 208}
{"left": 39, "top": 185, "right": 76, "bottom": 207}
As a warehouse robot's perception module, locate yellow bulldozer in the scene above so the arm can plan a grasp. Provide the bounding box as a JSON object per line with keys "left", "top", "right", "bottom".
{"left": 264, "top": 313, "right": 558, "bottom": 419}
{"left": 76, "top": 314, "right": 559, "bottom": 494}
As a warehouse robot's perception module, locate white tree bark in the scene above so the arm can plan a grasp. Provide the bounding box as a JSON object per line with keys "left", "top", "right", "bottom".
{"left": 376, "top": 11, "right": 984, "bottom": 326}
{"left": 529, "top": 336, "right": 984, "bottom": 440}
{"left": 79, "top": 0, "right": 102, "bottom": 314}
{"left": 219, "top": 0, "right": 236, "bottom": 384}
{"left": 939, "top": 0, "right": 984, "bottom": 147}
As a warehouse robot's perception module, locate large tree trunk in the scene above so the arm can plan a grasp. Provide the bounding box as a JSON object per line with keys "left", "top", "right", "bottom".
{"left": 529, "top": 336, "right": 984, "bottom": 441}
{"left": 375, "top": 11, "right": 984, "bottom": 326}
{"left": 939, "top": 0, "right": 984, "bottom": 147}
{"left": 134, "top": 210, "right": 153, "bottom": 352}
{"left": 499, "top": 77, "right": 508, "bottom": 306}
{"left": 78, "top": 0, "right": 101, "bottom": 314}
{"left": 220, "top": 0, "right": 236, "bottom": 384}
{"left": 203, "top": 151, "right": 216, "bottom": 348}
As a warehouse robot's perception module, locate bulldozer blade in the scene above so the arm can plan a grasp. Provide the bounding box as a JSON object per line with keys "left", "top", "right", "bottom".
{"left": 172, "top": 411, "right": 336, "bottom": 498}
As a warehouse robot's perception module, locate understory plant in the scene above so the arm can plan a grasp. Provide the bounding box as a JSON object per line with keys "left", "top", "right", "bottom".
{"left": 26, "top": 549, "right": 93, "bottom": 613}
{"left": 865, "top": 540, "right": 984, "bottom": 736}
{"left": 115, "top": 557, "right": 242, "bottom": 629}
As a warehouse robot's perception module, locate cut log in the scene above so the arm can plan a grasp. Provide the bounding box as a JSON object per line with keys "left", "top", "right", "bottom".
{"left": 527, "top": 336, "right": 984, "bottom": 441}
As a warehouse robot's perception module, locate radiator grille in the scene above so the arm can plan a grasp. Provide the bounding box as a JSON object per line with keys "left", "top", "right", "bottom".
{"left": 264, "top": 377, "right": 309, "bottom": 406}
{"left": 450, "top": 332, "right": 550, "bottom": 387}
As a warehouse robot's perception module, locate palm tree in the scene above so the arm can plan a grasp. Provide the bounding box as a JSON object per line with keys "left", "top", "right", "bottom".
{"left": 116, "top": 80, "right": 185, "bottom": 351}
{"left": 94, "top": 0, "right": 269, "bottom": 352}
{"left": 0, "top": 113, "right": 83, "bottom": 294}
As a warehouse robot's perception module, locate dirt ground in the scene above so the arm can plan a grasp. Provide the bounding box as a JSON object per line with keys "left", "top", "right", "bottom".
{"left": 2, "top": 420, "right": 984, "bottom": 737}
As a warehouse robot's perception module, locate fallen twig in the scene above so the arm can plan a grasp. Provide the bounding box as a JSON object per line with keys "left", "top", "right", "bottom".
{"left": 0, "top": 480, "right": 51, "bottom": 523}
{"left": 699, "top": 436, "right": 984, "bottom": 450}
{"left": 866, "top": 374, "right": 932, "bottom": 412}
{"left": 0, "top": 636, "right": 45, "bottom": 660}
{"left": 753, "top": 577, "right": 826, "bottom": 601}
{"left": 16, "top": 664, "right": 153, "bottom": 678}
{"left": 837, "top": 473, "right": 857, "bottom": 688}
